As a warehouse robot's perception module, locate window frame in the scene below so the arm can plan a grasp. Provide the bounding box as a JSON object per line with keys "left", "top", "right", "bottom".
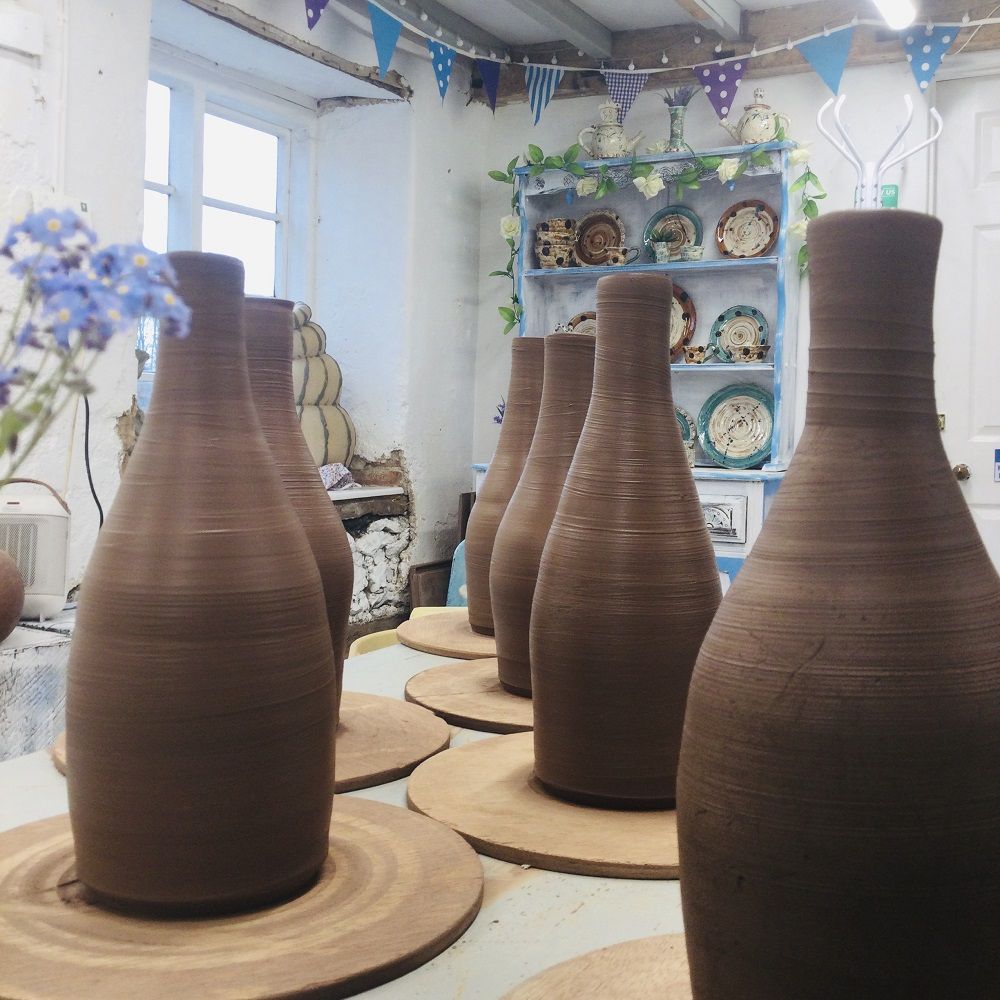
{"left": 145, "top": 46, "right": 318, "bottom": 300}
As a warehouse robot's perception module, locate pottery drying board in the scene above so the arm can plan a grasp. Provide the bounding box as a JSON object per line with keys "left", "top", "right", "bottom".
{"left": 0, "top": 798, "right": 483, "bottom": 999}
{"left": 396, "top": 608, "right": 497, "bottom": 659}
{"left": 503, "top": 934, "right": 691, "bottom": 999}
{"left": 404, "top": 657, "right": 533, "bottom": 734}
{"left": 407, "top": 731, "right": 679, "bottom": 879}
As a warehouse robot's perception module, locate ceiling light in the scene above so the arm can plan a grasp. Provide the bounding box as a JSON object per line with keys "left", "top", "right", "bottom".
{"left": 661, "top": 51, "right": 668, "bottom": 64}
{"left": 435, "top": 26, "right": 443, "bottom": 36}
{"left": 873, "top": 0, "right": 915, "bottom": 30}
{"left": 419, "top": 10, "right": 428, "bottom": 21}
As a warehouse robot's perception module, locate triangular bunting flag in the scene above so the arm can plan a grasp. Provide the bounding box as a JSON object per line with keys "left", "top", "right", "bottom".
{"left": 797, "top": 27, "right": 854, "bottom": 95}
{"left": 367, "top": 1, "right": 402, "bottom": 79}
{"left": 477, "top": 58, "right": 501, "bottom": 112}
{"left": 601, "top": 70, "right": 650, "bottom": 122}
{"left": 525, "top": 65, "right": 564, "bottom": 125}
{"left": 901, "top": 24, "right": 958, "bottom": 93}
{"left": 692, "top": 58, "right": 747, "bottom": 121}
{"left": 305, "top": 0, "right": 329, "bottom": 30}
{"left": 426, "top": 39, "right": 456, "bottom": 101}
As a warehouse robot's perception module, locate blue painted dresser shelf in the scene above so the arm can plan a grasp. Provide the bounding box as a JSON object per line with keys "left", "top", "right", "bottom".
{"left": 509, "top": 140, "right": 801, "bottom": 574}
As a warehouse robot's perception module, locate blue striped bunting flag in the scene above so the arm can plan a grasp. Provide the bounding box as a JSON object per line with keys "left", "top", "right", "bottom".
{"left": 525, "top": 65, "right": 563, "bottom": 125}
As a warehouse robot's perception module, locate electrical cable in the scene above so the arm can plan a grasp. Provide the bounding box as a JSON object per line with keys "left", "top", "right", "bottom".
{"left": 83, "top": 395, "right": 104, "bottom": 529}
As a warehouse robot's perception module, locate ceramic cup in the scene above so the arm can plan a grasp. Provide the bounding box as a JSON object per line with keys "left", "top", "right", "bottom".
{"left": 605, "top": 246, "right": 641, "bottom": 266}
{"left": 679, "top": 245, "right": 705, "bottom": 261}
{"left": 537, "top": 218, "right": 577, "bottom": 239}
{"left": 735, "top": 344, "right": 771, "bottom": 363}
{"left": 685, "top": 345, "right": 715, "bottom": 364}
{"left": 652, "top": 242, "right": 673, "bottom": 264}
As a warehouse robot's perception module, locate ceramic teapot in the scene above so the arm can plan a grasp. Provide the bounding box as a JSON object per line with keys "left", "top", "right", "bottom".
{"left": 720, "top": 88, "right": 790, "bottom": 145}
{"left": 578, "top": 101, "right": 644, "bottom": 159}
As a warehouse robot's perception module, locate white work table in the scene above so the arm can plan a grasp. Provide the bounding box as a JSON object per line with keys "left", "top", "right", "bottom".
{"left": 0, "top": 642, "right": 680, "bottom": 999}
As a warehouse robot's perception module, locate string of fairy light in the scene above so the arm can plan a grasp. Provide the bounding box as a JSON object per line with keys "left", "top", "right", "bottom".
{"left": 365, "top": 1, "right": 1000, "bottom": 75}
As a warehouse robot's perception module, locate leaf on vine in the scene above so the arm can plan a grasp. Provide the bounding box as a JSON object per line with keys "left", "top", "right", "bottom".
{"left": 488, "top": 170, "right": 510, "bottom": 183}
{"left": 750, "top": 150, "right": 771, "bottom": 167}
{"left": 544, "top": 155, "right": 564, "bottom": 169}
{"left": 734, "top": 161, "right": 748, "bottom": 179}
{"left": 507, "top": 156, "right": 519, "bottom": 173}
{"left": 700, "top": 156, "right": 723, "bottom": 170}
{"left": 498, "top": 306, "right": 517, "bottom": 322}
{"left": 565, "top": 162, "right": 587, "bottom": 177}
{"left": 802, "top": 199, "right": 819, "bottom": 219}
{"left": 527, "top": 144, "right": 543, "bottom": 164}
{"left": 564, "top": 143, "right": 581, "bottom": 163}
{"left": 503, "top": 320, "right": 517, "bottom": 335}
{"left": 789, "top": 173, "right": 808, "bottom": 193}
{"left": 489, "top": 270, "right": 509, "bottom": 277}
{"left": 632, "top": 163, "right": 653, "bottom": 178}
{"left": 529, "top": 164, "right": 545, "bottom": 177}
{"left": 797, "top": 244, "right": 809, "bottom": 273}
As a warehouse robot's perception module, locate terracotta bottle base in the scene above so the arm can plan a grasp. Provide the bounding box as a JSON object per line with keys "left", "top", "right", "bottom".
{"left": 81, "top": 861, "right": 323, "bottom": 919}
{"left": 535, "top": 775, "right": 675, "bottom": 812}
{"left": 470, "top": 622, "right": 496, "bottom": 638}
{"left": 498, "top": 677, "right": 531, "bottom": 698}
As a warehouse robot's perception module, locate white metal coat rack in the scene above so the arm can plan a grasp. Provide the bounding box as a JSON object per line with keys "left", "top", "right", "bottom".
{"left": 817, "top": 94, "right": 943, "bottom": 208}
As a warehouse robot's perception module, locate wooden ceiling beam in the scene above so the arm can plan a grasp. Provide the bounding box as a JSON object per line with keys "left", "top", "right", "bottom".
{"left": 505, "top": 0, "right": 614, "bottom": 58}
{"left": 675, "top": 0, "right": 745, "bottom": 42}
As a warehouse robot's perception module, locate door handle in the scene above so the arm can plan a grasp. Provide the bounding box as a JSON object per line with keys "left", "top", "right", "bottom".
{"left": 953, "top": 463, "right": 971, "bottom": 481}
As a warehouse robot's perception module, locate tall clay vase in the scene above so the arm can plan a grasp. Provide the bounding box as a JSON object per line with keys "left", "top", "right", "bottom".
{"left": 244, "top": 297, "right": 354, "bottom": 714}
{"left": 491, "top": 333, "right": 595, "bottom": 696}
{"left": 66, "top": 254, "right": 336, "bottom": 916}
{"left": 530, "top": 273, "right": 721, "bottom": 808}
{"left": 677, "top": 211, "right": 1000, "bottom": 999}
{"left": 465, "top": 337, "right": 544, "bottom": 636}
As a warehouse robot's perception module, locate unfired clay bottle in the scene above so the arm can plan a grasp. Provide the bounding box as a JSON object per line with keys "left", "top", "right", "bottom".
{"left": 530, "top": 272, "right": 721, "bottom": 808}
{"left": 66, "top": 253, "right": 335, "bottom": 916}
{"left": 465, "top": 337, "right": 544, "bottom": 636}
{"left": 491, "top": 333, "right": 595, "bottom": 695}
{"left": 678, "top": 211, "right": 1000, "bottom": 999}
{"left": 244, "top": 297, "right": 354, "bottom": 714}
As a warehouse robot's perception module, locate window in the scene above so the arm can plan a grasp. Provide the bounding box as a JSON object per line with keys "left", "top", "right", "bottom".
{"left": 138, "top": 58, "right": 309, "bottom": 404}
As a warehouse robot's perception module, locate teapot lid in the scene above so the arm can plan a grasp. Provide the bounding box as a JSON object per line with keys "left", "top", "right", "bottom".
{"left": 745, "top": 86, "right": 769, "bottom": 109}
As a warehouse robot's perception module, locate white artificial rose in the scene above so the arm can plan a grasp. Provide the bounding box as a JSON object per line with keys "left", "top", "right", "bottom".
{"left": 499, "top": 215, "right": 520, "bottom": 240}
{"left": 789, "top": 218, "right": 809, "bottom": 241}
{"left": 646, "top": 141, "right": 669, "bottom": 154}
{"left": 633, "top": 173, "right": 665, "bottom": 199}
{"left": 575, "top": 176, "right": 599, "bottom": 197}
{"left": 789, "top": 144, "right": 811, "bottom": 166}
{"left": 716, "top": 157, "right": 741, "bottom": 184}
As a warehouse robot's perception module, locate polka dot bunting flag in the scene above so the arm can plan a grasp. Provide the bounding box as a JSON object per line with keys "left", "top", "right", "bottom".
{"left": 901, "top": 25, "right": 957, "bottom": 94}
{"left": 426, "top": 39, "right": 456, "bottom": 101}
{"left": 305, "top": 0, "right": 330, "bottom": 31}
{"left": 692, "top": 58, "right": 748, "bottom": 122}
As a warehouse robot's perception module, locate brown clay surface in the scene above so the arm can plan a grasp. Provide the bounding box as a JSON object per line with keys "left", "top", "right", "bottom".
{"left": 335, "top": 691, "right": 449, "bottom": 790}
{"left": 65, "top": 253, "right": 336, "bottom": 915}
{"left": 530, "top": 273, "right": 721, "bottom": 808}
{"left": 465, "top": 338, "right": 544, "bottom": 635}
{"left": 0, "top": 798, "right": 483, "bottom": 999}
{"left": 244, "top": 297, "right": 354, "bottom": 702}
{"left": 503, "top": 934, "right": 691, "bottom": 999}
{"left": 491, "top": 334, "right": 595, "bottom": 695}
{"left": 0, "top": 551, "right": 23, "bottom": 641}
{"left": 678, "top": 211, "right": 1000, "bottom": 999}
{"left": 53, "top": 692, "right": 450, "bottom": 792}
{"left": 396, "top": 608, "right": 497, "bottom": 659}
{"left": 406, "top": 732, "right": 679, "bottom": 879}
{"left": 404, "top": 657, "right": 534, "bottom": 733}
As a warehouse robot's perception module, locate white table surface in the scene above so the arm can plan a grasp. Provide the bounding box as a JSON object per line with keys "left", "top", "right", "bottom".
{"left": 0, "top": 641, "right": 681, "bottom": 1000}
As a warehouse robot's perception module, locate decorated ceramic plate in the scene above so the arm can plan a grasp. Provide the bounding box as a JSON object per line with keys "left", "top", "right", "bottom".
{"left": 567, "top": 310, "right": 597, "bottom": 336}
{"left": 642, "top": 206, "right": 703, "bottom": 260}
{"left": 709, "top": 305, "right": 769, "bottom": 362}
{"left": 697, "top": 384, "right": 774, "bottom": 469}
{"left": 675, "top": 406, "right": 696, "bottom": 445}
{"left": 715, "top": 200, "right": 779, "bottom": 258}
{"left": 669, "top": 285, "right": 697, "bottom": 360}
{"left": 575, "top": 210, "right": 627, "bottom": 267}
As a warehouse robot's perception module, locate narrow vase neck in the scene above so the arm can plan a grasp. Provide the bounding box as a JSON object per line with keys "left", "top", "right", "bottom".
{"left": 151, "top": 253, "right": 250, "bottom": 419}
{"left": 499, "top": 338, "right": 545, "bottom": 442}
{"left": 244, "top": 297, "right": 297, "bottom": 419}
{"left": 805, "top": 210, "right": 942, "bottom": 431}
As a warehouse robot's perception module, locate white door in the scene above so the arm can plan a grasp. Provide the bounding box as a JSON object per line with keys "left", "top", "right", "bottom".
{"left": 934, "top": 72, "right": 1000, "bottom": 568}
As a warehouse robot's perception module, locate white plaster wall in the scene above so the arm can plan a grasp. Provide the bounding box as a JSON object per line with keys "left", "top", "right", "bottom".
{"left": 0, "top": 0, "right": 151, "bottom": 588}
{"left": 473, "top": 61, "right": 935, "bottom": 466}
{"left": 266, "top": 1, "right": 489, "bottom": 563}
